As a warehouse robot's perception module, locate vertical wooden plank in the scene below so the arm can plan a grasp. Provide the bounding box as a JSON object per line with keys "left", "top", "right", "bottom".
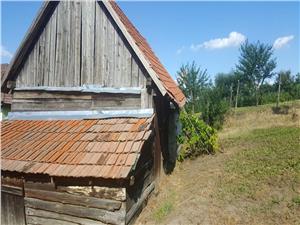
{"left": 113, "top": 27, "right": 119, "bottom": 87}
{"left": 106, "top": 15, "right": 114, "bottom": 86}
{"left": 43, "top": 15, "right": 51, "bottom": 86}
{"left": 32, "top": 42, "right": 38, "bottom": 86}
{"left": 38, "top": 29, "right": 46, "bottom": 86}
{"left": 140, "top": 69, "right": 147, "bottom": 108}
{"left": 17, "top": 60, "right": 28, "bottom": 88}
{"left": 68, "top": 1, "right": 75, "bottom": 87}
{"left": 131, "top": 57, "right": 139, "bottom": 87}
{"left": 62, "top": 1, "right": 71, "bottom": 86}
{"left": 153, "top": 114, "right": 162, "bottom": 182}
{"left": 54, "top": 2, "right": 63, "bottom": 86}
{"left": 1, "top": 187, "right": 26, "bottom": 225}
{"left": 94, "top": 1, "right": 102, "bottom": 85}
{"left": 81, "top": 0, "right": 95, "bottom": 85}
{"left": 73, "top": 1, "right": 81, "bottom": 86}
{"left": 49, "top": 7, "right": 57, "bottom": 87}
{"left": 124, "top": 45, "right": 131, "bottom": 87}
{"left": 28, "top": 50, "right": 34, "bottom": 86}
{"left": 102, "top": 7, "right": 107, "bottom": 86}
{"left": 139, "top": 68, "right": 145, "bottom": 88}
{"left": 120, "top": 40, "right": 126, "bottom": 87}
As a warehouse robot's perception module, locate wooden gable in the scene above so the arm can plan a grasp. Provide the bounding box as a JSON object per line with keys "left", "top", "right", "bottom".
{"left": 16, "top": 1, "right": 147, "bottom": 89}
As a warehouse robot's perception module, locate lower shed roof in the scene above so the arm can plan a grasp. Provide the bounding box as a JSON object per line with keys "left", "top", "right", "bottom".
{"left": 1, "top": 116, "right": 153, "bottom": 179}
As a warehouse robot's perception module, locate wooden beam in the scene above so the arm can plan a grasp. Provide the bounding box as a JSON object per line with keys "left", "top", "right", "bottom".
{"left": 1, "top": 185, "right": 23, "bottom": 196}
{"left": 125, "top": 182, "right": 154, "bottom": 224}
{"left": 24, "top": 197, "right": 125, "bottom": 224}
{"left": 25, "top": 208, "right": 105, "bottom": 225}
{"left": 6, "top": 80, "right": 16, "bottom": 89}
{"left": 153, "top": 114, "right": 162, "bottom": 183}
{"left": 25, "top": 188, "right": 122, "bottom": 211}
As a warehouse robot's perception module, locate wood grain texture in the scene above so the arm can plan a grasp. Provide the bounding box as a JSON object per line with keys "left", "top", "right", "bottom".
{"left": 26, "top": 208, "right": 105, "bottom": 225}
{"left": 1, "top": 191, "right": 26, "bottom": 225}
{"left": 25, "top": 188, "right": 121, "bottom": 211}
{"left": 1, "top": 185, "right": 23, "bottom": 196}
{"left": 24, "top": 197, "right": 125, "bottom": 224}
{"left": 12, "top": 91, "right": 141, "bottom": 112}
{"left": 57, "top": 186, "right": 126, "bottom": 201}
{"left": 15, "top": 1, "right": 148, "bottom": 91}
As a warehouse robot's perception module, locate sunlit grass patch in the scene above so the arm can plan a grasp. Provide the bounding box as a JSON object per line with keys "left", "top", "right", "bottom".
{"left": 217, "top": 127, "right": 300, "bottom": 203}
{"left": 152, "top": 191, "right": 175, "bottom": 222}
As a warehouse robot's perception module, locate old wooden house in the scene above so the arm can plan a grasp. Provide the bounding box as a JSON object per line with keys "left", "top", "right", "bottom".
{"left": 1, "top": 64, "right": 12, "bottom": 118}
{"left": 1, "top": 1, "right": 185, "bottom": 225}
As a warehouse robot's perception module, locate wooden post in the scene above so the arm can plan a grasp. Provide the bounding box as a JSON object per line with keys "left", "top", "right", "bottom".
{"left": 235, "top": 79, "right": 240, "bottom": 109}
{"left": 153, "top": 114, "right": 162, "bottom": 185}
{"left": 276, "top": 73, "right": 281, "bottom": 108}
{"left": 229, "top": 83, "right": 233, "bottom": 108}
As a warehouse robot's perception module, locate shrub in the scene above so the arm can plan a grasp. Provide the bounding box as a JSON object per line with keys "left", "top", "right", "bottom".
{"left": 177, "top": 111, "right": 218, "bottom": 161}
{"left": 199, "top": 88, "right": 229, "bottom": 130}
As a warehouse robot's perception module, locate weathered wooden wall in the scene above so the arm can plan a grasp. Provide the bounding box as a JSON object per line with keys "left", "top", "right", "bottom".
{"left": 1, "top": 178, "right": 26, "bottom": 225}
{"left": 12, "top": 90, "right": 142, "bottom": 111}
{"left": 23, "top": 182, "right": 126, "bottom": 225}
{"left": 16, "top": 1, "right": 147, "bottom": 89}
{"left": 125, "top": 138, "right": 155, "bottom": 224}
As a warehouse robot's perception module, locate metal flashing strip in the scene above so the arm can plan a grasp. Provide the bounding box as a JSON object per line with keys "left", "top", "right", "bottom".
{"left": 14, "top": 85, "right": 142, "bottom": 94}
{"left": 8, "top": 109, "right": 154, "bottom": 120}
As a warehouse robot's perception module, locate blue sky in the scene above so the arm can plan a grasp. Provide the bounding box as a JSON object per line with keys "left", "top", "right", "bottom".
{"left": 1, "top": 1, "right": 299, "bottom": 81}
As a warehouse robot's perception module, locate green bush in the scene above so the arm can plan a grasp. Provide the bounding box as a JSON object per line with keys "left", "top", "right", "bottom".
{"left": 201, "top": 88, "right": 229, "bottom": 130}
{"left": 177, "top": 111, "right": 218, "bottom": 161}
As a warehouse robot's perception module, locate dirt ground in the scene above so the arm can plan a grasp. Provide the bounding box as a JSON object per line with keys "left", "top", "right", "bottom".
{"left": 134, "top": 101, "right": 300, "bottom": 225}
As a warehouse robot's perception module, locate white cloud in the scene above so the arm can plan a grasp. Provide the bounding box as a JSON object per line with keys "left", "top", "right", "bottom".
{"left": 0, "top": 45, "right": 13, "bottom": 59}
{"left": 191, "top": 31, "right": 246, "bottom": 51}
{"left": 273, "top": 35, "right": 294, "bottom": 49}
{"left": 176, "top": 46, "right": 185, "bottom": 55}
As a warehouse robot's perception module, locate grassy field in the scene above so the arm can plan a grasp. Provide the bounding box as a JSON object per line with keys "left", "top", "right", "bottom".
{"left": 135, "top": 101, "right": 300, "bottom": 225}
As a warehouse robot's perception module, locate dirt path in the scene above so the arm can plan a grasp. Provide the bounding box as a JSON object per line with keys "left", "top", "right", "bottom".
{"left": 135, "top": 145, "right": 240, "bottom": 225}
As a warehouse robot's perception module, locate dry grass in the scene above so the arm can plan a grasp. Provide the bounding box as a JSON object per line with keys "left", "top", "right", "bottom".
{"left": 134, "top": 101, "right": 300, "bottom": 225}
{"left": 220, "top": 100, "right": 300, "bottom": 139}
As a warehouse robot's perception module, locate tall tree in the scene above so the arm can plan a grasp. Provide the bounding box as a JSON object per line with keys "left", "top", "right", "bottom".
{"left": 275, "top": 70, "right": 294, "bottom": 93}
{"left": 176, "top": 62, "right": 209, "bottom": 113}
{"left": 236, "top": 41, "right": 277, "bottom": 106}
{"left": 214, "top": 71, "right": 240, "bottom": 106}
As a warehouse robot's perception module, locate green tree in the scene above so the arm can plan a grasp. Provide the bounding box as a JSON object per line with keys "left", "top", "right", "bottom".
{"left": 275, "top": 70, "right": 294, "bottom": 94}
{"left": 201, "top": 88, "right": 229, "bottom": 129}
{"left": 214, "top": 71, "right": 240, "bottom": 107}
{"left": 236, "top": 41, "right": 277, "bottom": 106}
{"left": 176, "top": 62, "right": 210, "bottom": 113}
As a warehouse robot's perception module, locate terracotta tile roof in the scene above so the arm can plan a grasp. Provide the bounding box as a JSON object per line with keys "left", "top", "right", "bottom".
{"left": 110, "top": 1, "right": 186, "bottom": 107}
{"left": 1, "top": 117, "right": 153, "bottom": 179}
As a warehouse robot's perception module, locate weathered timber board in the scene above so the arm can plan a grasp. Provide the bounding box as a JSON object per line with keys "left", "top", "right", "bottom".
{"left": 12, "top": 91, "right": 142, "bottom": 111}
{"left": 24, "top": 197, "right": 125, "bottom": 224}
{"left": 125, "top": 182, "right": 155, "bottom": 224}
{"left": 26, "top": 215, "right": 76, "bottom": 225}
{"left": 57, "top": 186, "right": 126, "bottom": 201}
{"left": 25, "top": 188, "right": 121, "bottom": 211}
{"left": 1, "top": 185, "right": 23, "bottom": 196}
{"left": 1, "top": 192, "right": 26, "bottom": 225}
{"left": 26, "top": 207, "right": 105, "bottom": 225}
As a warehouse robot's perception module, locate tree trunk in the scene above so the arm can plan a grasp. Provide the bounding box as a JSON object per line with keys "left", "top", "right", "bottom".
{"left": 276, "top": 73, "right": 281, "bottom": 108}
{"left": 235, "top": 80, "right": 240, "bottom": 109}
{"left": 255, "top": 86, "right": 259, "bottom": 106}
{"left": 229, "top": 83, "right": 233, "bottom": 108}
